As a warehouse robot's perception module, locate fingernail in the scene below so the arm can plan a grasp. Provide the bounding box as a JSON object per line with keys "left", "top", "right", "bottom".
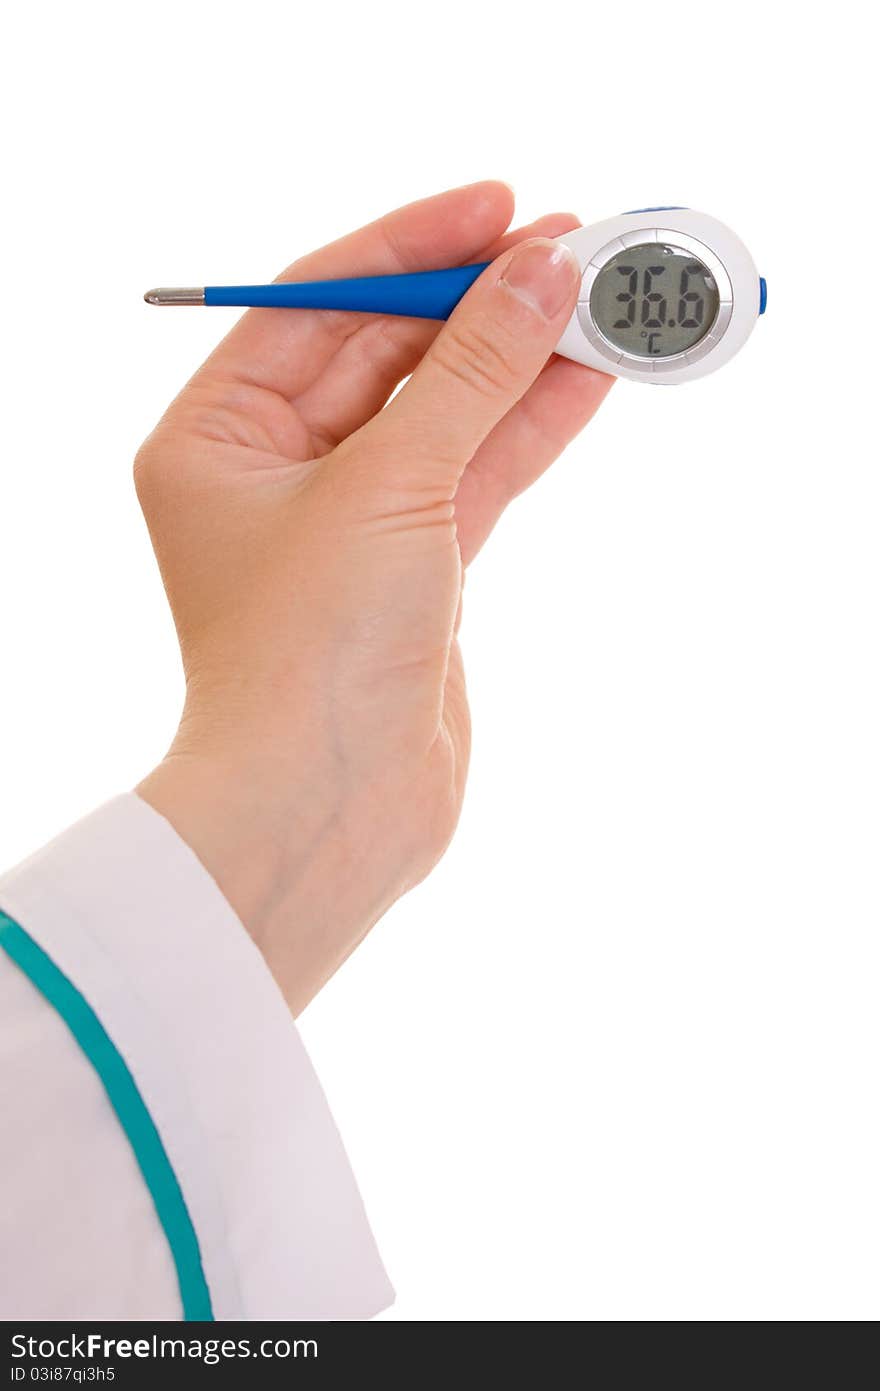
{"left": 500, "top": 239, "right": 581, "bottom": 320}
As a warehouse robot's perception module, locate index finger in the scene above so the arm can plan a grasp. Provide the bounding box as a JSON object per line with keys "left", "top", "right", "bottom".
{"left": 201, "top": 181, "right": 516, "bottom": 397}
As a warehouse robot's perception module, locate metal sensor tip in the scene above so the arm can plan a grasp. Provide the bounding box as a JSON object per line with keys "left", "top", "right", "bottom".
{"left": 144, "top": 287, "right": 205, "bottom": 305}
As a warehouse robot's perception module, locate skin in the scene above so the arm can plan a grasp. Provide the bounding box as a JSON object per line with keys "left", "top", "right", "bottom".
{"left": 136, "top": 181, "right": 613, "bottom": 1015}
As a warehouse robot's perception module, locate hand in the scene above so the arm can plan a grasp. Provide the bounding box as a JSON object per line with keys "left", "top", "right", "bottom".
{"left": 136, "top": 182, "right": 613, "bottom": 1014}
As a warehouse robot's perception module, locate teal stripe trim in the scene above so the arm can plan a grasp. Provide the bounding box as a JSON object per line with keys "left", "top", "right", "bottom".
{"left": 0, "top": 909, "right": 213, "bottom": 1320}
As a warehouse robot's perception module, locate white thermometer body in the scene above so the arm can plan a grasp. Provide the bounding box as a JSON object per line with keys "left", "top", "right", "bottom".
{"left": 552, "top": 208, "right": 764, "bottom": 383}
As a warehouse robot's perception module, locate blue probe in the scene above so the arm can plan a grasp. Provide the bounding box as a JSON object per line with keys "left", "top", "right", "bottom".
{"left": 145, "top": 264, "right": 490, "bottom": 319}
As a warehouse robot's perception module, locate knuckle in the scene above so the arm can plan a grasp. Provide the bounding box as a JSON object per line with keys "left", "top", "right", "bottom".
{"left": 132, "top": 427, "right": 181, "bottom": 509}
{"left": 132, "top": 438, "right": 157, "bottom": 503}
{"left": 433, "top": 319, "right": 518, "bottom": 398}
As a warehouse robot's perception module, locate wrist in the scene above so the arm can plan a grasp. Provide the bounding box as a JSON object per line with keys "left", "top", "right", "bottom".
{"left": 137, "top": 751, "right": 395, "bottom": 1015}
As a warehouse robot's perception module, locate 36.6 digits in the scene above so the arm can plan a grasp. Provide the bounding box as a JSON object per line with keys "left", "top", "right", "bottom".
{"left": 614, "top": 261, "right": 706, "bottom": 332}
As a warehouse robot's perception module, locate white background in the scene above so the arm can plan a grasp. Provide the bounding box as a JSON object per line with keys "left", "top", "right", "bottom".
{"left": 2, "top": 1, "right": 877, "bottom": 1321}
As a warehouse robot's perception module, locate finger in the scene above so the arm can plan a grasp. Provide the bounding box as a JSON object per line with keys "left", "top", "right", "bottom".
{"left": 453, "top": 358, "right": 614, "bottom": 565}
{"left": 200, "top": 181, "right": 516, "bottom": 397}
{"left": 295, "top": 213, "right": 582, "bottom": 451}
{"left": 356, "top": 238, "right": 582, "bottom": 495}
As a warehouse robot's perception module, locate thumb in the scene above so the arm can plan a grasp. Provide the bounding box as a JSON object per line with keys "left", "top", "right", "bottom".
{"left": 363, "top": 237, "right": 582, "bottom": 490}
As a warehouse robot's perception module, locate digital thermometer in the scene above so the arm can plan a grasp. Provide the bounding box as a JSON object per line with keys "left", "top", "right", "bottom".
{"left": 146, "top": 207, "right": 765, "bottom": 385}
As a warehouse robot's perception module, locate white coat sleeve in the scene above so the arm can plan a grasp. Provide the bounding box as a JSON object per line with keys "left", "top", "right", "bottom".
{"left": 0, "top": 793, "right": 393, "bottom": 1321}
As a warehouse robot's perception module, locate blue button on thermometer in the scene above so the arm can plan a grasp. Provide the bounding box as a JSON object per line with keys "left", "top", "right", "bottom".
{"left": 146, "top": 208, "right": 763, "bottom": 385}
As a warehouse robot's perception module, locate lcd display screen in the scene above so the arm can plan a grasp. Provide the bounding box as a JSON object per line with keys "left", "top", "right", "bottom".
{"left": 589, "top": 244, "right": 720, "bottom": 357}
